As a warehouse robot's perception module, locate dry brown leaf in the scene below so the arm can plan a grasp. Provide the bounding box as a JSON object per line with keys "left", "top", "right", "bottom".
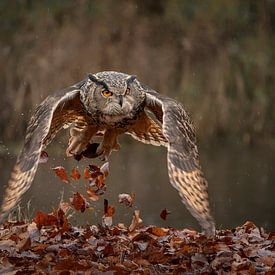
{"left": 83, "top": 167, "right": 91, "bottom": 179}
{"left": 129, "top": 210, "right": 143, "bottom": 232}
{"left": 18, "top": 237, "right": 31, "bottom": 252}
{"left": 71, "top": 167, "right": 81, "bottom": 180}
{"left": 52, "top": 166, "right": 69, "bottom": 183}
{"left": 33, "top": 211, "right": 58, "bottom": 229}
{"left": 32, "top": 243, "right": 49, "bottom": 252}
{"left": 118, "top": 193, "right": 135, "bottom": 207}
{"left": 87, "top": 187, "right": 100, "bottom": 201}
{"left": 100, "top": 162, "right": 110, "bottom": 177}
{"left": 104, "top": 199, "right": 115, "bottom": 217}
{"left": 70, "top": 192, "right": 89, "bottom": 213}
{"left": 160, "top": 208, "right": 171, "bottom": 220}
{"left": 147, "top": 226, "right": 169, "bottom": 237}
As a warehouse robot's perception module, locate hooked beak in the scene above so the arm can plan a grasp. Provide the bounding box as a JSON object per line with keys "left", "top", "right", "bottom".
{"left": 118, "top": 95, "right": 123, "bottom": 107}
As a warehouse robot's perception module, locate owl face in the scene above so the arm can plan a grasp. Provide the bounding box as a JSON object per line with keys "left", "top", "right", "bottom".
{"left": 82, "top": 71, "right": 145, "bottom": 124}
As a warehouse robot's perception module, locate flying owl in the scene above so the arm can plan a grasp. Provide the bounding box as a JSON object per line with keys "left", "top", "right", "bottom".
{"left": 0, "top": 71, "right": 215, "bottom": 235}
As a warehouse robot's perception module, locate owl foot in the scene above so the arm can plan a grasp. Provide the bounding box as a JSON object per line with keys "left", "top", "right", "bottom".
{"left": 73, "top": 143, "right": 102, "bottom": 161}
{"left": 66, "top": 126, "right": 98, "bottom": 157}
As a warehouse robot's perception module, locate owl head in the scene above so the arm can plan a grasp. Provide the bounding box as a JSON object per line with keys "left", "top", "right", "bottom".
{"left": 80, "top": 71, "right": 145, "bottom": 123}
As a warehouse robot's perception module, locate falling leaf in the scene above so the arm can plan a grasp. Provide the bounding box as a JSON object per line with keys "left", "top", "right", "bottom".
{"left": 100, "top": 162, "right": 110, "bottom": 177}
{"left": 70, "top": 192, "right": 89, "bottom": 212}
{"left": 87, "top": 187, "right": 100, "bottom": 201}
{"left": 160, "top": 208, "right": 171, "bottom": 220}
{"left": 83, "top": 167, "right": 90, "bottom": 179}
{"left": 129, "top": 210, "right": 143, "bottom": 232}
{"left": 118, "top": 193, "right": 135, "bottom": 207}
{"left": 89, "top": 164, "right": 100, "bottom": 173}
{"left": 39, "top": 151, "right": 49, "bottom": 164}
{"left": 71, "top": 167, "right": 81, "bottom": 180}
{"left": 104, "top": 199, "right": 115, "bottom": 217}
{"left": 94, "top": 174, "right": 105, "bottom": 189}
{"left": 52, "top": 166, "right": 69, "bottom": 183}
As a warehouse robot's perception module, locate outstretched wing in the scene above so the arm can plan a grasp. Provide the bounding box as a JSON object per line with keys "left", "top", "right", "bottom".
{"left": 143, "top": 86, "right": 215, "bottom": 236}
{"left": 0, "top": 82, "right": 89, "bottom": 222}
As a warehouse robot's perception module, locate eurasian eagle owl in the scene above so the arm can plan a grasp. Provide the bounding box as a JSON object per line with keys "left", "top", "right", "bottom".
{"left": 0, "top": 71, "right": 215, "bottom": 235}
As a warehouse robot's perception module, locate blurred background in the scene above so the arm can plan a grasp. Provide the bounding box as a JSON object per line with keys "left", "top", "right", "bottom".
{"left": 0, "top": 0, "right": 274, "bottom": 231}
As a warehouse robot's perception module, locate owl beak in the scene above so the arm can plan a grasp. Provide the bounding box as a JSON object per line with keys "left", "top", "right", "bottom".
{"left": 118, "top": 95, "right": 123, "bottom": 107}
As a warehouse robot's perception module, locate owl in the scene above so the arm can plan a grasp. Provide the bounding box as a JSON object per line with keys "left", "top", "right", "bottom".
{"left": 0, "top": 71, "right": 215, "bottom": 235}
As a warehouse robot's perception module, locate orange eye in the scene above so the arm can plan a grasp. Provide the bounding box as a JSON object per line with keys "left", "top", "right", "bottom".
{"left": 102, "top": 90, "right": 113, "bottom": 97}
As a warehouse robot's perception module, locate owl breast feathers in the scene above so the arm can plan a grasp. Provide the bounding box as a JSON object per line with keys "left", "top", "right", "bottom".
{"left": 0, "top": 71, "right": 215, "bottom": 236}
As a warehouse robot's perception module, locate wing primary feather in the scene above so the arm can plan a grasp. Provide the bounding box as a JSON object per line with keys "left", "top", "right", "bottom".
{"left": 0, "top": 88, "right": 88, "bottom": 222}
{"left": 143, "top": 85, "right": 215, "bottom": 236}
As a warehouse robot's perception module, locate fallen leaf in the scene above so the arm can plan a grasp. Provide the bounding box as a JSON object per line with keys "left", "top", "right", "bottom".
{"left": 18, "top": 237, "right": 31, "bottom": 252}
{"left": 118, "top": 193, "right": 135, "bottom": 207}
{"left": 71, "top": 167, "right": 81, "bottom": 180}
{"left": 147, "top": 226, "right": 168, "bottom": 237}
{"left": 33, "top": 211, "right": 58, "bottom": 229}
{"left": 52, "top": 166, "right": 69, "bottom": 183}
{"left": 70, "top": 192, "right": 89, "bottom": 212}
{"left": 160, "top": 208, "right": 171, "bottom": 220}
{"left": 32, "top": 243, "right": 49, "bottom": 252}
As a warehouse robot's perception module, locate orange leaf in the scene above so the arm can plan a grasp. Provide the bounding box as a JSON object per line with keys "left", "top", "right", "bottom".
{"left": 33, "top": 211, "right": 58, "bottom": 229}
{"left": 52, "top": 166, "right": 69, "bottom": 183}
{"left": 104, "top": 199, "right": 115, "bottom": 217}
{"left": 87, "top": 187, "right": 100, "bottom": 201}
{"left": 95, "top": 174, "right": 105, "bottom": 189}
{"left": 71, "top": 167, "right": 81, "bottom": 180}
{"left": 147, "top": 226, "right": 168, "bottom": 237}
{"left": 83, "top": 167, "right": 90, "bottom": 179}
{"left": 70, "top": 192, "right": 88, "bottom": 213}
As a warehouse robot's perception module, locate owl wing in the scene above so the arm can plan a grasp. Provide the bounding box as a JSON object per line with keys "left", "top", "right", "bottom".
{"left": 143, "top": 86, "right": 215, "bottom": 236}
{"left": 0, "top": 82, "right": 89, "bottom": 222}
{"left": 126, "top": 111, "right": 167, "bottom": 147}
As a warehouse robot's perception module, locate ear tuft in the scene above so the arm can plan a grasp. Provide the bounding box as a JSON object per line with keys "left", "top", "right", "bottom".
{"left": 126, "top": 75, "right": 137, "bottom": 84}
{"left": 88, "top": 74, "right": 99, "bottom": 83}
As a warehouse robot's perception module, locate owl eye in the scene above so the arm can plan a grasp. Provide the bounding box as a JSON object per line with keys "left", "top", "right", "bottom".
{"left": 102, "top": 90, "right": 113, "bottom": 97}
{"left": 125, "top": 88, "right": 131, "bottom": 95}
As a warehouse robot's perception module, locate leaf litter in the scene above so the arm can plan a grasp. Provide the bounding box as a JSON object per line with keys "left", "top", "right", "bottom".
{"left": 0, "top": 162, "right": 274, "bottom": 274}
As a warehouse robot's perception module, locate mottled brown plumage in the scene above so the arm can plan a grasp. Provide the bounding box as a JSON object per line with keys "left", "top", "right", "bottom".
{"left": 0, "top": 71, "right": 215, "bottom": 235}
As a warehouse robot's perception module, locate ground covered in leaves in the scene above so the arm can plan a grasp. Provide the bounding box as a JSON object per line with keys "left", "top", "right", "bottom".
{"left": 0, "top": 219, "right": 274, "bottom": 274}
{"left": 0, "top": 162, "right": 274, "bottom": 274}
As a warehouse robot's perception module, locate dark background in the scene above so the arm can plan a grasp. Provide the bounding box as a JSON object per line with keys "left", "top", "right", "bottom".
{"left": 0, "top": 0, "right": 274, "bottom": 231}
